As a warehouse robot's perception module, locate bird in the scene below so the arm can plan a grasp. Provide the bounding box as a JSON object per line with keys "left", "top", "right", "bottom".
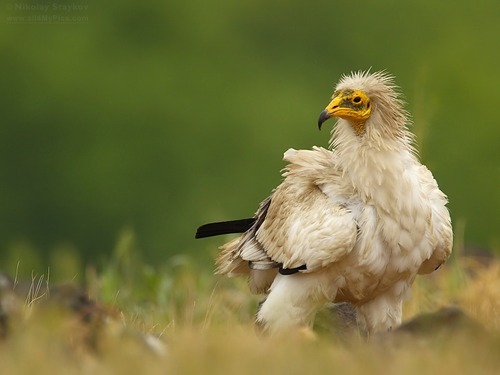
{"left": 196, "top": 71, "right": 453, "bottom": 336}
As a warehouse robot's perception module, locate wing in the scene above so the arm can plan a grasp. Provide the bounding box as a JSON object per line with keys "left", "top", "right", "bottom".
{"left": 416, "top": 165, "right": 453, "bottom": 274}
{"left": 254, "top": 179, "right": 357, "bottom": 272}
{"left": 217, "top": 147, "right": 357, "bottom": 275}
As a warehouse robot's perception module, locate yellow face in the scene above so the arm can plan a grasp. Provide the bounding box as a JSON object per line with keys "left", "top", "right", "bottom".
{"left": 318, "top": 89, "right": 372, "bottom": 134}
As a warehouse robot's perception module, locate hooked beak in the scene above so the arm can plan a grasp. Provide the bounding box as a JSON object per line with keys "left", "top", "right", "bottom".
{"left": 317, "top": 95, "right": 343, "bottom": 130}
{"left": 317, "top": 110, "right": 330, "bottom": 130}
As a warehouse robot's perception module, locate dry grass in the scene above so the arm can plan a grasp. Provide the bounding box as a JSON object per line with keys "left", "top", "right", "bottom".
{"left": 0, "top": 253, "right": 499, "bottom": 375}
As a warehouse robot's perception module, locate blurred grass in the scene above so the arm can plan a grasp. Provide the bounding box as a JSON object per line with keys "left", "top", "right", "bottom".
{"left": 0, "top": 230, "right": 499, "bottom": 374}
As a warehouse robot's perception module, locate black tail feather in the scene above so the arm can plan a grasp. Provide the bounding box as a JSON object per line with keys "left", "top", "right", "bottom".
{"left": 279, "top": 264, "right": 307, "bottom": 275}
{"left": 195, "top": 218, "right": 256, "bottom": 239}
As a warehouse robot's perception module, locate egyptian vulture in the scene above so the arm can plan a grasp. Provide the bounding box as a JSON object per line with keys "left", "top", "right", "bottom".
{"left": 196, "top": 71, "right": 453, "bottom": 335}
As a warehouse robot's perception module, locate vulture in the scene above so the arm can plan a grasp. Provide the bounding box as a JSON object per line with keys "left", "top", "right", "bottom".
{"left": 196, "top": 71, "right": 453, "bottom": 336}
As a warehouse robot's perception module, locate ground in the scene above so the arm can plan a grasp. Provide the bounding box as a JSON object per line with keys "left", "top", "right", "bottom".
{"left": 0, "top": 247, "right": 499, "bottom": 375}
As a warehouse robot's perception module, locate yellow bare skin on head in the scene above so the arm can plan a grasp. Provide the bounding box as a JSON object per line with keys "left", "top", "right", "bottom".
{"left": 319, "top": 89, "right": 372, "bottom": 135}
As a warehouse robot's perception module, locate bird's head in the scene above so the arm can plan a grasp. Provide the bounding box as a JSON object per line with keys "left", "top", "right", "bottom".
{"left": 318, "top": 71, "right": 407, "bottom": 136}
{"left": 318, "top": 89, "right": 372, "bottom": 134}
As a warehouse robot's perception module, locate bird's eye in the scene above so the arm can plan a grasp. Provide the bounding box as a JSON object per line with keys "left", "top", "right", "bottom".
{"left": 353, "top": 96, "right": 362, "bottom": 104}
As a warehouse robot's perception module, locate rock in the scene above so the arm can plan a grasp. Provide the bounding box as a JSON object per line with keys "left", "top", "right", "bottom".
{"left": 374, "top": 306, "right": 491, "bottom": 345}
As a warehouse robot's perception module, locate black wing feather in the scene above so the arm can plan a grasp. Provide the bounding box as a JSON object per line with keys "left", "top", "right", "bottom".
{"left": 195, "top": 218, "right": 256, "bottom": 239}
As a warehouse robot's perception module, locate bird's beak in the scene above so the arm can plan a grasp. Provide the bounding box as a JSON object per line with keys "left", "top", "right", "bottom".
{"left": 317, "top": 95, "right": 343, "bottom": 130}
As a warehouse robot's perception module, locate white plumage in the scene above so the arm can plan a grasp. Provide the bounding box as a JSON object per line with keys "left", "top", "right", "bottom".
{"left": 197, "top": 71, "right": 453, "bottom": 335}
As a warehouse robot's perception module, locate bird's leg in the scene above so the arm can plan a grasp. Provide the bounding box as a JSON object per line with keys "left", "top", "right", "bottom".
{"left": 256, "top": 273, "right": 333, "bottom": 335}
{"left": 356, "top": 294, "right": 403, "bottom": 335}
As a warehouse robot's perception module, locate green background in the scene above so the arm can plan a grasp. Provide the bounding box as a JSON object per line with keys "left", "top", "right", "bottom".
{"left": 0, "top": 0, "right": 498, "bottom": 277}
